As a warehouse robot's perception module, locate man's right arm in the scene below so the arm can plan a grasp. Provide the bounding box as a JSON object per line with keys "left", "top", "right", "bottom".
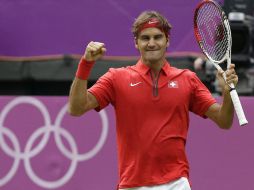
{"left": 68, "top": 78, "right": 98, "bottom": 116}
{"left": 68, "top": 41, "right": 106, "bottom": 116}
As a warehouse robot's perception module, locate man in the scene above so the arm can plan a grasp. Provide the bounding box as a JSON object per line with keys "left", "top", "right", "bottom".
{"left": 68, "top": 11, "right": 237, "bottom": 190}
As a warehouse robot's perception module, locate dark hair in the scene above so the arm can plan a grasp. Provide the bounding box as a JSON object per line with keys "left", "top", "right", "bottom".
{"left": 132, "top": 10, "right": 172, "bottom": 38}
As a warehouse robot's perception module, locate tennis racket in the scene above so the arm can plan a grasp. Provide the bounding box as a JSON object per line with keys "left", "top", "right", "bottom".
{"left": 194, "top": 0, "right": 248, "bottom": 126}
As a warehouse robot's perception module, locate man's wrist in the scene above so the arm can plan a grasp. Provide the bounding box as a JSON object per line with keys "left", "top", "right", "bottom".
{"left": 75, "top": 58, "right": 95, "bottom": 80}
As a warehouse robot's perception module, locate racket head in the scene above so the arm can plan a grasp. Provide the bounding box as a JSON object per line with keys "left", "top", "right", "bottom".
{"left": 194, "top": 0, "right": 232, "bottom": 64}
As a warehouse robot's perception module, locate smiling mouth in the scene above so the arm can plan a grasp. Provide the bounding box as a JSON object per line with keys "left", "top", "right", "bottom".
{"left": 146, "top": 49, "right": 159, "bottom": 51}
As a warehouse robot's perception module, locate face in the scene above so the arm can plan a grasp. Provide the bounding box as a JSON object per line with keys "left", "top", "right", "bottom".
{"left": 135, "top": 27, "right": 169, "bottom": 64}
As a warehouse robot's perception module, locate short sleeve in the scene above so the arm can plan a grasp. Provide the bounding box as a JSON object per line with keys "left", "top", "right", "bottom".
{"left": 189, "top": 73, "right": 217, "bottom": 117}
{"left": 88, "top": 68, "right": 115, "bottom": 111}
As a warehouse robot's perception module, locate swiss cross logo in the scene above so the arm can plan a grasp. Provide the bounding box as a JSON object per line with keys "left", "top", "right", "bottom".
{"left": 168, "top": 81, "right": 178, "bottom": 88}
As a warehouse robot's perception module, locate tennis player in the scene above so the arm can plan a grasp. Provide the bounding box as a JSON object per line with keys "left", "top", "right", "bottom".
{"left": 68, "top": 11, "right": 238, "bottom": 190}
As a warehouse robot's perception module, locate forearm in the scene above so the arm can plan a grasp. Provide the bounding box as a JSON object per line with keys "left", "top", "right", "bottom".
{"left": 68, "top": 41, "right": 106, "bottom": 116}
{"left": 217, "top": 89, "right": 234, "bottom": 129}
{"left": 211, "top": 64, "right": 238, "bottom": 129}
{"left": 68, "top": 78, "right": 88, "bottom": 116}
{"left": 68, "top": 58, "right": 95, "bottom": 116}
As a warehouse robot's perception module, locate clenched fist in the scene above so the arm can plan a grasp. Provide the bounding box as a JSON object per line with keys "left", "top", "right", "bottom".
{"left": 83, "top": 41, "right": 107, "bottom": 61}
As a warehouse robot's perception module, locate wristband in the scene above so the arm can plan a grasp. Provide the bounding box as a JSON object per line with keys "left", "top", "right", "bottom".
{"left": 75, "top": 58, "right": 95, "bottom": 80}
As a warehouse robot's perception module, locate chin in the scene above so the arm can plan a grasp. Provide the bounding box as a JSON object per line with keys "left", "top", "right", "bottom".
{"left": 144, "top": 55, "right": 162, "bottom": 63}
{"left": 147, "top": 58, "right": 160, "bottom": 63}
{"left": 144, "top": 52, "right": 164, "bottom": 61}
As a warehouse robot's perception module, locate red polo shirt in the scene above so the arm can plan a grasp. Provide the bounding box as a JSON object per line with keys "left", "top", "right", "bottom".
{"left": 88, "top": 59, "right": 216, "bottom": 188}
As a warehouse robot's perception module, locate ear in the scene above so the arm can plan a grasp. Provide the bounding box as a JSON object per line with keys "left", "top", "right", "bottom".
{"left": 134, "top": 38, "right": 138, "bottom": 49}
{"left": 166, "top": 36, "right": 170, "bottom": 47}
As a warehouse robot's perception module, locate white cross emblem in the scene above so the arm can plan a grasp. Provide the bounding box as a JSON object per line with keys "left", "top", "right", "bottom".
{"left": 168, "top": 81, "right": 178, "bottom": 88}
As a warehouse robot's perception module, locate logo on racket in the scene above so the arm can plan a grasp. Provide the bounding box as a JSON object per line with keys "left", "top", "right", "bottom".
{"left": 199, "top": 15, "right": 225, "bottom": 46}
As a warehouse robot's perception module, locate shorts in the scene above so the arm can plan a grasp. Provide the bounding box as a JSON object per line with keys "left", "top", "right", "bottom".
{"left": 119, "top": 177, "right": 191, "bottom": 190}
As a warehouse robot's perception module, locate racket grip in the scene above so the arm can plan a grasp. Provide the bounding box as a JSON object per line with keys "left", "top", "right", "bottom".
{"left": 229, "top": 89, "right": 248, "bottom": 126}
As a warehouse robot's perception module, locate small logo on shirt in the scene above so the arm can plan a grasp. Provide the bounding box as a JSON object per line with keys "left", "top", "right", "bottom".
{"left": 130, "top": 82, "right": 142, "bottom": 87}
{"left": 168, "top": 81, "right": 178, "bottom": 88}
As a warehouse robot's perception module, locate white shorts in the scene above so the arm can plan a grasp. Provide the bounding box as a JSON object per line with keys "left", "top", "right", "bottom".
{"left": 119, "top": 177, "right": 191, "bottom": 190}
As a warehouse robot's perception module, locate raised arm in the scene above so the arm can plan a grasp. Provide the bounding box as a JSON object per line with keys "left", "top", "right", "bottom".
{"left": 205, "top": 64, "right": 238, "bottom": 129}
{"left": 68, "top": 41, "right": 106, "bottom": 116}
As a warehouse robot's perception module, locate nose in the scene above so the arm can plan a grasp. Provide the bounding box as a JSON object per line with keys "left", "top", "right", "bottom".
{"left": 147, "top": 38, "right": 156, "bottom": 48}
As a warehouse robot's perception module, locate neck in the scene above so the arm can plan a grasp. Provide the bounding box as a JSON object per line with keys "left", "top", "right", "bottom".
{"left": 141, "top": 58, "right": 165, "bottom": 75}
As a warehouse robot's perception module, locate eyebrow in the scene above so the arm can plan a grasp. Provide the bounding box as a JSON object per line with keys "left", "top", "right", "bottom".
{"left": 139, "top": 34, "right": 164, "bottom": 38}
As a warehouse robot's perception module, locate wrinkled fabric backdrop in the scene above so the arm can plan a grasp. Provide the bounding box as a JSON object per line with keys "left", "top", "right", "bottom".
{"left": 0, "top": 0, "right": 224, "bottom": 56}
{"left": 0, "top": 96, "right": 253, "bottom": 190}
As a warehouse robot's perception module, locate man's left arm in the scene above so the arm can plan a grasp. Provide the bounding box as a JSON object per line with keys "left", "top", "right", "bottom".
{"left": 205, "top": 64, "right": 238, "bottom": 129}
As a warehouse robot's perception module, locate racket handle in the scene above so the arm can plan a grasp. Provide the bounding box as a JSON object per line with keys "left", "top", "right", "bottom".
{"left": 230, "top": 89, "right": 248, "bottom": 126}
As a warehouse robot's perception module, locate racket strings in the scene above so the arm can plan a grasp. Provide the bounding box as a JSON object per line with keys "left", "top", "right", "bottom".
{"left": 196, "top": 3, "right": 228, "bottom": 62}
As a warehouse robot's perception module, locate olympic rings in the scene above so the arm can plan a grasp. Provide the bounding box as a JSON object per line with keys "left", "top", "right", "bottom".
{"left": 0, "top": 96, "right": 109, "bottom": 189}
